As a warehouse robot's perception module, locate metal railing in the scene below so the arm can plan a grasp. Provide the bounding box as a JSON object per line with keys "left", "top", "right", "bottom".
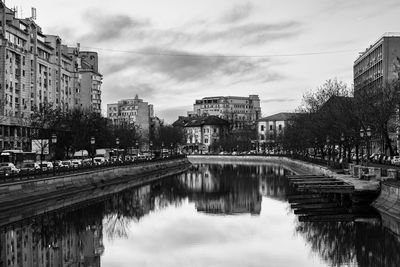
{"left": 0, "top": 155, "right": 187, "bottom": 184}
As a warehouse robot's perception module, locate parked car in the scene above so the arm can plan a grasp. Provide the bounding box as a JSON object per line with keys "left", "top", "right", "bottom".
{"left": 93, "top": 157, "right": 106, "bottom": 165}
{"left": 82, "top": 158, "right": 93, "bottom": 166}
{"left": 71, "top": 159, "right": 82, "bottom": 168}
{"left": 39, "top": 161, "right": 53, "bottom": 171}
{"left": 391, "top": 156, "right": 400, "bottom": 165}
{"left": 0, "top": 162, "right": 20, "bottom": 174}
{"left": 61, "top": 160, "right": 72, "bottom": 168}
{"left": 20, "top": 161, "right": 40, "bottom": 172}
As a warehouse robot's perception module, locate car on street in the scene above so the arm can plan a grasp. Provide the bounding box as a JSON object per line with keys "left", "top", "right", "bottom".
{"left": 71, "top": 159, "right": 82, "bottom": 168}
{"left": 0, "top": 162, "right": 20, "bottom": 174}
{"left": 20, "top": 161, "right": 40, "bottom": 172}
{"left": 94, "top": 157, "right": 106, "bottom": 165}
{"left": 391, "top": 156, "right": 400, "bottom": 166}
{"left": 61, "top": 160, "right": 72, "bottom": 168}
{"left": 39, "top": 161, "right": 53, "bottom": 171}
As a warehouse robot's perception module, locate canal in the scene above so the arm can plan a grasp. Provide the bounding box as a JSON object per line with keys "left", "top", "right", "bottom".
{"left": 1, "top": 162, "right": 400, "bottom": 266}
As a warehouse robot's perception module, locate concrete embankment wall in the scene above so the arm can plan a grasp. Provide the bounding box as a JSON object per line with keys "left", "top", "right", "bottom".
{"left": 188, "top": 155, "right": 335, "bottom": 176}
{"left": 0, "top": 158, "right": 190, "bottom": 209}
{"left": 373, "top": 183, "right": 400, "bottom": 223}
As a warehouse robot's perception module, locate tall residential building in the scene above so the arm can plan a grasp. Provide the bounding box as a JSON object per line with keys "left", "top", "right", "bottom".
{"left": 0, "top": 3, "right": 102, "bottom": 151}
{"left": 354, "top": 33, "right": 400, "bottom": 93}
{"left": 187, "top": 95, "right": 261, "bottom": 129}
{"left": 107, "top": 95, "right": 154, "bottom": 142}
{"left": 79, "top": 51, "right": 102, "bottom": 113}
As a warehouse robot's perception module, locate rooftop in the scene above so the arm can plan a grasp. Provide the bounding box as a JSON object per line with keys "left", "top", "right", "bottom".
{"left": 173, "top": 115, "right": 229, "bottom": 127}
{"left": 258, "top": 112, "right": 298, "bottom": 122}
{"left": 355, "top": 32, "right": 400, "bottom": 63}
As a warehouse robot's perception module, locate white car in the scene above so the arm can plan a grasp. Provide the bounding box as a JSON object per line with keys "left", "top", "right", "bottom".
{"left": 93, "top": 157, "right": 106, "bottom": 165}
{"left": 71, "top": 159, "right": 82, "bottom": 167}
{"left": 0, "top": 162, "right": 20, "bottom": 174}
{"left": 39, "top": 161, "right": 53, "bottom": 171}
{"left": 391, "top": 156, "right": 400, "bottom": 165}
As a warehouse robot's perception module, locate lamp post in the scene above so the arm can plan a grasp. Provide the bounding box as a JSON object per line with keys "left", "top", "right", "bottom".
{"left": 149, "top": 141, "right": 153, "bottom": 159}
{"left": 366, "top": 126, "right": 372, "bottom": 164}
{"left": 51, "top": 133, "right": 57, "bottom": 173}
{"left": 340, "top": 133, "right": 345, "bottom": 161}
{"left": 90, "top": 136, "right": 95, "bottom": 165}
{"left": 161, "top": 142, "right": 164, "bottom": 158}
{"left": 116, "top": 137, "right": 120, "bottom": 162}
{"left": 326, "top": 136, "right": 330, "bottom": 167}
{"left": 360, "top": 128, "right": 365, "bottom": 165}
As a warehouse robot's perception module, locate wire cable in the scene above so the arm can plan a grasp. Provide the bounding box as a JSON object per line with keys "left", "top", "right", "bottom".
{"left": 78, "top": 46, "right": 358, "bottom": 58}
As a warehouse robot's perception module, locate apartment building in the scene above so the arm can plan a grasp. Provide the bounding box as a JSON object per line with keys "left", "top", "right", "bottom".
{"left": 79, "top": 51, "right": 102, "bottom": 113}
{"left": 187, "top": 95, "right": 261, "bottom": 129}
{"left": 354, "top": 32, "right": 400, "bottom": 93}
{"left": 0, "top": 3, "right": 102, "bottom": 151}
{"left": 107, "top": 95, "right": 154, "bottom": 142}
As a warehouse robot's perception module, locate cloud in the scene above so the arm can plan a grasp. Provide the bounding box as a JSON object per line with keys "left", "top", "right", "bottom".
{"left": 81, "top": 10, "right": 150, "bottom": 43}
{"left": 156, "top": 105, "right": 192, "bottom": 123}
{"left": 261, "top": 98, "right": 297, "bottom": 104}
{"left": 220, "top": 2, "right": 254, "bottom": 23}
{"left": 103, "top": 82, "right": 157, "bottom": 101}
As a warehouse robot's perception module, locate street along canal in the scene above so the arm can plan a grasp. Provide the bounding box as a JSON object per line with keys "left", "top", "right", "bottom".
{"left": 1, "top": 161, "right": 399, "bottom": 266}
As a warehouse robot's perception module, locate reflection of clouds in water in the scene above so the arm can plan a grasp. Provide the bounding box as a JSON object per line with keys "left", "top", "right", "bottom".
{"left": 102, "top": 198, "right": 325, "bottom": 267}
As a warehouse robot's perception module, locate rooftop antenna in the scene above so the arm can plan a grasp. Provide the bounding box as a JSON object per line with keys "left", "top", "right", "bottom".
{"left": 31, "top": 7, "right": 36, "bottom": 20}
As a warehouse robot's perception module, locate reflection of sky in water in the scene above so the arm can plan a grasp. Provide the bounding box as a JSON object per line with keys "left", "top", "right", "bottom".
{"left": 102, "top": 197, "right": 326, "bottom": 267}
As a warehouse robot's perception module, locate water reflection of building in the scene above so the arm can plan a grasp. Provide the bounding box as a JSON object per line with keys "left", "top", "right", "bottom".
{"left": 0, "top": 222, "right": 103, "bottom": 267}
{"left": 257, "top": 165, "right": 289, "bottom": 201}
{"left": 178, "top": 164, "right": 262, "bottom": 215}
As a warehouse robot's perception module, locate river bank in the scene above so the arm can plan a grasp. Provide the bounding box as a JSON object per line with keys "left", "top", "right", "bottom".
{"left": 0, "top": 158, "right": 190, "bottom": 217}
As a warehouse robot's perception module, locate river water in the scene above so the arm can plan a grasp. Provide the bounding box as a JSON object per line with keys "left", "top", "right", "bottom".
{"left": 1, "top": 162, "right": 400, "bottom": 266}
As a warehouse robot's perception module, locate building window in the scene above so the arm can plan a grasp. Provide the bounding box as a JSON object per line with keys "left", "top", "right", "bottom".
{"left": 205, "top": 138, "right": 208, "bottom": 144}
{"left": 270, "top": 125, "right": 273, "bottom": 130}
{"left": 278, "top": 125, "right": 282, "bottom": 130}
{"left": 261, "top": 125, "right": 264, "bottom": 131}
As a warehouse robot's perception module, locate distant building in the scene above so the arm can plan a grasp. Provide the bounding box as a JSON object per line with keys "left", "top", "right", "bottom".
{"left": 187, "top": 95, "right": 261, "bottom": 129}
{"left": 107, "top": 95, "right": 154, "bottom": 144}
{"left": 78, "top": 51, "right": 102, "bottom": 113}
{"left": 354, "top": 32, "right": 400, "bottom": 93}
{"left": 257, "top": 112, "right": 298, "bottom": 152}
{"left": 173, "top": 115, "right": 229, "bottom": 153}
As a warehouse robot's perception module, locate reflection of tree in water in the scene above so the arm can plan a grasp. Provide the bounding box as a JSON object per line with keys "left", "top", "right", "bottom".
{"left": 296, "top": 221, "right": 356, "bottom": 266}
{"left": 296, "top": 219, "right": 400, "bottom": 267}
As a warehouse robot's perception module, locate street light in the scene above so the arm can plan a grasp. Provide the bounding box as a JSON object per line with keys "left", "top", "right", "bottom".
{"left": 366, "top": 126, "right": 372, "bottom": 164}
{"left": 340, "top": 133, "right": 345, "bottom": 161}
{"left": 170, "top": 143, "right": 173, "bottom": 156}
{"left": 360, "top": 127, "right": 372, "bottom": 165}
{"left": 326, "top": 136, "right": 330, "bottom": 167}
{"left": 149, "top": 141, "right": 153, "bottom": 159}
{"left": 51, "top": 133, "right": 57, "bottom": 173}
{"left": 90, "top": 136, "right": 95, "bottom": 165}
{"left": 161, "top": 142, "right": 164, "bottom": 158}
{"left": 116, "top": 137, "right": 120, "bottom": 162}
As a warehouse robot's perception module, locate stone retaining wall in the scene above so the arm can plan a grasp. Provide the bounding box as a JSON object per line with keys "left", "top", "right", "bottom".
{"left": 373, "top": 183, "right": 400, "bottom": 221}
{"left": 0, "top": 158, "right": 190, "bottom": 206}
{"left": 188, "top": 155, "right": 336, "bottom": 176}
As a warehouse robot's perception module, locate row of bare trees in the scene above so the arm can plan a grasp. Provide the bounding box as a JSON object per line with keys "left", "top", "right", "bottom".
{"left": 30, "top": 103, "right": 139, "bottom": 159}
{"left": 281, "top": 78, "right": 400, "bottom": 159}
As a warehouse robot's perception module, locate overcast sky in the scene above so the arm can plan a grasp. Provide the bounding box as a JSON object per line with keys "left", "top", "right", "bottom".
{"left": 10, "top": 0, "right": 400, "bottom": 123}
